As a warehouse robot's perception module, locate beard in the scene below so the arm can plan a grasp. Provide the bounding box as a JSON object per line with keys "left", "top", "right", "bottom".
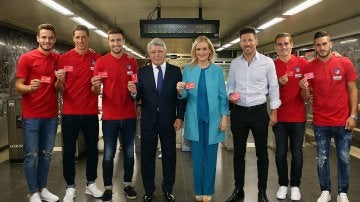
{"left": 112, "top": 46, "right": 123, "bottom": 54}
{"left": 39, "top": 43, "right": 53, "bottom": 52}
{"left": 317, "top": 50, "right": 331, "bottom": 58}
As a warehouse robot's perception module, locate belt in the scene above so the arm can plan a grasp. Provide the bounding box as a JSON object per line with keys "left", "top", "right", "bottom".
{"left": 233, "top": 103, "right": 266, "bottom": 111}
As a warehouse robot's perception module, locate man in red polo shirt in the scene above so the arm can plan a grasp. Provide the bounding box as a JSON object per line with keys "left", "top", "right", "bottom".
{"left": 300, "top": 31, "right": 358, "bottom": 202}
{"left": 273, "top": 33, "right": 309, "bottom": 201}
{"left": 16, "top": 23, "right": 59, "bottom": 202}
{"left": 91, "top": 28, "right": 138, "bottom": 202}
{"left": 55, "top": 25, "right": 102, "bottom": 201}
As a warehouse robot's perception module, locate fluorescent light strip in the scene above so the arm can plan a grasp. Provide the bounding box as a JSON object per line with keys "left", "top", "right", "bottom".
{"left": 283, "top": 0, "right": 323, "bottom": 15}
{"left": 257, "top": 17, "right": 285, "bottom": 30}
{"left": 230, "top": 38, "right": 240, "bottom": 44}
{"left": 94, "top": 30, "right": 107, "bottom": 38}
{"left": 216, "top": 47, "right": 225, "bottom": 51}
{"left": 340, "top": 39, "right": 358, "bottom": 44}
{"left": 37, "top": 0, "right": 73, "bottom": 16}
{"left": 71, "top": 17, "right": 97, "bottom": 29}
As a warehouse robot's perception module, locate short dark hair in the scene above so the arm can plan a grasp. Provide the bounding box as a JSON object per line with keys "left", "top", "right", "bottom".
{"left": 73, "top": 25, "right": 89, "bottom": 37}
{"left": 37, "top": 23, "right": 56, "bottom": 36}
{"left": 108, "top": 28, "right": 125, "bottom": 39}
{"left": 239, "top": 27, "right": 257, "bottom": 38}
{"left": 274, "top": 32, "right": 292, "bottom": 44}
{"left": 314, "top": 31, "right": 330, "bottom": 41}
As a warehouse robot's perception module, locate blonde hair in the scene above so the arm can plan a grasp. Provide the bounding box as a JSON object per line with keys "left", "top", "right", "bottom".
{"left": 189, "top": 36, "right": 217, "bottom": 66}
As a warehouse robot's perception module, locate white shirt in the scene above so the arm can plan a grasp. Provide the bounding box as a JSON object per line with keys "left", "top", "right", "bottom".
{"left": 227, "top": 51, "right": 281, "bottom": 109}
{"left": 152, "top": 62, "right": 166, "bottom": 88}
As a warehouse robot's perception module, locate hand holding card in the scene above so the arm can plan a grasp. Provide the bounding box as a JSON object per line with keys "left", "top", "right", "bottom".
{"left": 64, "top": 66, "right": 74, "bottom": 72}
{"left": 40, "top": 76, "right": 51, "bottom": 83}
{"left": 98, "top": 71, "right": 108, "bottom": 78}
{"left": 185, "top": 82, "right": 195, "bottom": 89}
{"left": 131, "top": 74, "right": 138, "bottom": 83}
{"left": 304, "top": 72, "right": 314, "bottom": 79}
{"left": 230, "top": 92, "right": 240, "bottom": 101}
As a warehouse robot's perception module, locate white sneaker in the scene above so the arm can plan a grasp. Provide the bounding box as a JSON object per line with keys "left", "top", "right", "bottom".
{"left": 337, "top": 193, "right": 349, "bottom": 202}
{"left": 28, "top": 193, "right": 42, "bottom": 202}
{"left": 63, "top": 187, "right": 76, "bottom": 202}
{"left": 276, "top": 186, "right": 288, "bottom": 200}
{"left": 40, "top": 188, "right": 59, "bottom": 202}
{"left": 317, "top": 191, "right": 331, "bottom": 202}
{"left": 85, "top": 183, "right": 103, "bottom": 198}
{"left": 290, "top": 187, "right": 301, "bottom": 201}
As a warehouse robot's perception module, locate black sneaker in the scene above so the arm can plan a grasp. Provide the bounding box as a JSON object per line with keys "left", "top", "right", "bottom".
{"left": 102, "top": 189, "right": 113, "bottom": 201}
{"left": 124, "top": 186, "right": 138, "bottom": 199}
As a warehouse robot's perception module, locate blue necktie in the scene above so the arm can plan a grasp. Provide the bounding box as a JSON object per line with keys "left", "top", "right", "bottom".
{"left": 156, "top": 66, "right": 163, "bottom": 95}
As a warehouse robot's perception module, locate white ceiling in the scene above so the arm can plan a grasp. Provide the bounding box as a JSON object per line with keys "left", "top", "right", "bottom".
{"left": 0, "top": 0, "right": 359, "bottom": 56}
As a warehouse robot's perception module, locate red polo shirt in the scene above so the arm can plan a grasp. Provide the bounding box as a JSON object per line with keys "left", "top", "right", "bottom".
{"left": 58, "top": 49, "right": 101, "bottom": 115}
{"left": 93, "top": 53, "right": 138, "bottom": 120}
{"left": 16, "top": 49, "right": 59, "bottom": 119}
{"left": 307, "top": 55, "right": 358, "bottom": 126}
{"left": 275, "top": 56, "right": 308, "bottom": 122}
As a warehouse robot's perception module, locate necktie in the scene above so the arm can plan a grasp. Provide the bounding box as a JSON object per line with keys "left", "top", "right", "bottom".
{"left": 156, "top": 66, "right": 163, "bottom": 95}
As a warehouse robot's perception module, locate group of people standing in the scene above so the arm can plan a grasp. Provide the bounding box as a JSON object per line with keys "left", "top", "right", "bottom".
{"left": 15, "top": 23, "right": 357, "bottom": 202}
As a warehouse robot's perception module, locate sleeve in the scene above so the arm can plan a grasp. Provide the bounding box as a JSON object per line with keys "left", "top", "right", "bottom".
{"left": 267, "top": 58, "right": 281, "bottom": 109}
{"left": 226, "top": 60, "right": 236, "bottom": 96}
{"left": 218, "top": 66, "right": 230, "bottom": 115}
{"left": 135, "top": 67, "right": 144, "bottom": 101}
{"left": 343, "top": 57, "right": 358, "bottom": 82}
{"left": 179, "top": 65, "right": 189, "bottom": 99}
{"left": 16, "top": 54, "right": 29, "bottom": 80}
{"left": 175, "top": 67, "right": 185, "bottom": 120}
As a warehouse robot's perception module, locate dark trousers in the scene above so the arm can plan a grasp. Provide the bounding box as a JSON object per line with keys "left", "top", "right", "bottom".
{"left": 230, "top": 103, "right": 269, "bottom": 191}
{"left": 141, "top": 115, "right": 176, "bottom": 194}
{"left": 272, "top": 122, "right": 305, "bottom": 187}
{"left": 102, "top": 119, "right": 136, "bottom": 187}
{"left": 62, "top": 115, "right": 99, "bottom": 186}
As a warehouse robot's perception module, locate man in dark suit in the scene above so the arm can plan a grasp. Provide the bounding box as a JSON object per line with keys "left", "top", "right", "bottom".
{"left": 128, "top": 38, "right": 184, "bottom": 202}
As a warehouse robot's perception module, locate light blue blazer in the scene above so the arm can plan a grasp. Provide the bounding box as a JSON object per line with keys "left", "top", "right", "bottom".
{"left": 180, "top": 63, "right": 230, "bottom": 145}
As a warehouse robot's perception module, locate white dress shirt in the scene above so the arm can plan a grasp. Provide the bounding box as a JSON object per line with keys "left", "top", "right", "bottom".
{"left": 227, "top": 51, "right": 281, "bottom": 109}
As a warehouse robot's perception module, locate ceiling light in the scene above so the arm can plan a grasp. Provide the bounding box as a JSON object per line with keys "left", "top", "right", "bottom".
{"left": 216, "top": 47, "right": 225, "bottom": 51}
{"left": 71, "top": 17, "right": 97, "bottom": 29}
{"left": 36, "top": 0, "right": 73, "bottom": 16}
{"left": 223, "top": 43, "right": 232, "bottom": 48}
{"left": 94, "top": 30, "right": 107, "bottom": 38}
{"left": 230, "top": 38, "right": 240, "bottom": 44}
{"left": 257, "top": 17, "right": 285, "bottom": 30}
{"left": 283, "top": 0, "right": 323, "bottom": 15}
{"left": 340, "top": 39, "right": 358, "bottom": 44}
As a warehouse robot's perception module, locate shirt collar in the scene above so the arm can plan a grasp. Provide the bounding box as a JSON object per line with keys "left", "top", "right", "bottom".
{"left": 240, "top": 51, "right": 260, "bottom": 61}
{"left": 152, "top": 62, "right": 166, "bottom": 70}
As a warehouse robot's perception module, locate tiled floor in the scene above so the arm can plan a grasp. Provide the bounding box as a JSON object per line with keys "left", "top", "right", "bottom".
{"left": 0, "top": 139, "right": 360, "bottom": 202}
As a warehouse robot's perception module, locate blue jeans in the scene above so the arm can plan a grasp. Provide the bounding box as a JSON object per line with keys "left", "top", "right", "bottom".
{"left": 22, "top": 118, "right": 57, "bottom": 193}
{"left": 314, "top": 125, "right": 352, "bottom": 193}
{"left": 273, "top": 122, "right": 305, "bottom": 187}
{"left": 62, "top": 115, "right": 99, "bottom": 186}
{"left": 102, "top": 119, "right": 136, "bottom": 187}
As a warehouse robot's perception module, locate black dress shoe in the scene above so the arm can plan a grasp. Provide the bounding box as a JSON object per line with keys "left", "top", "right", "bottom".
{"left": 163, "top": 193, "right": 175, "bottom": 202}
{"left": 143, "top": 194, "right": 153, "bottom": 202}
{"left": 226, "top": 187, "right": 244, "bottom": 202}
{"left": 258, "top": 190, "right": 269, "bottom": 202}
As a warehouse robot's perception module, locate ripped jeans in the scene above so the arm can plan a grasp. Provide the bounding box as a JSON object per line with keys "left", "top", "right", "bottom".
{"left": 314, "top": 125, "right": 352, "bottom": 193}
{"left": 22, "top": 118, "right": 57, "bottom": 193}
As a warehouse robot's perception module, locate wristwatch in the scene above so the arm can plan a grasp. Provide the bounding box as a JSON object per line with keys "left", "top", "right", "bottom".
{"left": 350, "top": 115, "right": 358, "bottom": 120}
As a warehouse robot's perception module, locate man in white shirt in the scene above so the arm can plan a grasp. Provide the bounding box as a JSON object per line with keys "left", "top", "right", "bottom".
{"left": 226, "top": 27, "right": 281, "bottom": 202}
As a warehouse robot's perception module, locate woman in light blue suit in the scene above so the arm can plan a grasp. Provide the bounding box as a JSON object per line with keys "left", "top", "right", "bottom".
{"left": 177, "top": 36, "right": 229, "bottom": 202}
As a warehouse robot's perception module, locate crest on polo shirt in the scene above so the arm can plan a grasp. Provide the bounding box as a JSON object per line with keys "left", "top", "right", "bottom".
{"left": 127, "top": 64, "right": 133, "bottom": 75}
{"left": 90, "top": 60, "right": 96, "bottom": 70}
{"left": 334, "top": 67, "right": 340, "bottom": 74}
{"left": 294, "top": 66, "right": 300, "bottom": 72}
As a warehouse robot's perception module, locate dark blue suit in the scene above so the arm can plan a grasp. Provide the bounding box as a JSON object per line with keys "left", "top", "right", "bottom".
{"left": 136, "top": 63, "right": 185, "bottom": 195}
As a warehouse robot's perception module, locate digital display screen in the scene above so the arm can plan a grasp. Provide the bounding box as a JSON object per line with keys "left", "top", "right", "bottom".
{"left": 140, "top": 19, "right": 219, "bottom": 38}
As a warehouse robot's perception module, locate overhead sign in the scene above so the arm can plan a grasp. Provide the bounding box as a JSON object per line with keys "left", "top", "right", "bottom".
{"left": 140, "top": 18, "right": 219, "bottom": 38}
